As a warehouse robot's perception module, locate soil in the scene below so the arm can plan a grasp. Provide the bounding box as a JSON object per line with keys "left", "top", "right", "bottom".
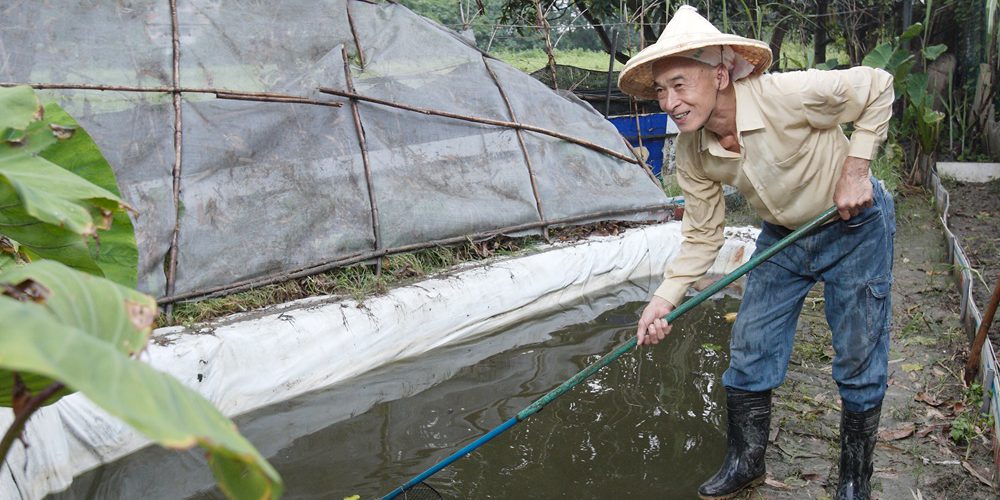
{"left": 748, "top": 189, "right": 998, "bottom": 499}
{"left": 941, "top": 177, "right": 1000, "bottom": 345}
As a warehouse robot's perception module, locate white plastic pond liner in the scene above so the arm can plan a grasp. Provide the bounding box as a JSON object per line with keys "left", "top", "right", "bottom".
{"left": 0, "top": 221, "right": 760, "bottom": 499}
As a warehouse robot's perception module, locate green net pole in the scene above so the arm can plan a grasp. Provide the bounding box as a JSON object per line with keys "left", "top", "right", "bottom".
{"left": 516, "top": 206, "right": 837, "bottom": 420}
{"left": 384, "top": 206, "right": 838, "bottom": 499}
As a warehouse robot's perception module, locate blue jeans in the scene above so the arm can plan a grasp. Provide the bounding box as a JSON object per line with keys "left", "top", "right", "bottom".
{"left": 722, "top": 178, "right": 896, "bottom": 412}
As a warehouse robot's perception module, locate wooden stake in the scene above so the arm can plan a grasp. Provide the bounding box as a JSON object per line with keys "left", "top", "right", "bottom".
{"left": 965, "top": 275, "right": 1000, "bottom": 385}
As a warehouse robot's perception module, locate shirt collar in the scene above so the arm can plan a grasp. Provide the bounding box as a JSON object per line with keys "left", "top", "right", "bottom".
{"left": 698, "top": 79, "right": 765, "bottom": 153}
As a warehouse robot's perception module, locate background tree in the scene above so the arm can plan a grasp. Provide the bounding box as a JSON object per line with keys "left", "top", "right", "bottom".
{"left": 833, "top": 0, "right": 895, "bottom": 65}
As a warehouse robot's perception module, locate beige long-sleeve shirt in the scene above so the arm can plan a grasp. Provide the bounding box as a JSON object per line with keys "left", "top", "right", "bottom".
{"left": 654, "top": 66, "right": 894, "bottom": 307}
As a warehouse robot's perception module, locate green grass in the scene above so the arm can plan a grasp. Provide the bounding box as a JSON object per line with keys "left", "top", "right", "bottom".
{"left": 164, "top": 236, "right": 543, "bottom": 327}
{"left": 871, "top": 141, "right": 905, "bottom": 196}
{"left": 776, "top": 41, "right": 851, "bottom": 70}
{"left": 493, "top": 42, "right": 852, "bottom": 75}
{"left": 492, "top": 48, "right": 623, "bottom": 73}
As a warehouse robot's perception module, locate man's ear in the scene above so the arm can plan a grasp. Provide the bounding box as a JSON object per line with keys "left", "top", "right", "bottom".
{"left": 715, "top": 64, "right": 731, "bottom": 90}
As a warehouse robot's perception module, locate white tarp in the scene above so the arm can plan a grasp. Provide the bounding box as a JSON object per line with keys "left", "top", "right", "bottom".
{"left": 0, "top": 222, "right": 759, "bottom": 499}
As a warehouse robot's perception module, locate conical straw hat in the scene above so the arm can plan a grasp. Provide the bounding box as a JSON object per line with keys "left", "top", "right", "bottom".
{"left": 618, "top": 5, "right": 772, "bottom": 100}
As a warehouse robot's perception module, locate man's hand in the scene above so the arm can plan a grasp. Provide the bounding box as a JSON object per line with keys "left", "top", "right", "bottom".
{"left": 833, "top": 156, "right": 873, "bottom": 220}
{"left": 637, "top": 296, "right": 675, "bottom": 346}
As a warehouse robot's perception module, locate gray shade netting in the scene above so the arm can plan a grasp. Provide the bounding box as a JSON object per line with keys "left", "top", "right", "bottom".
{"left": 0, "top": 0, "right": 668, "bottom": 301}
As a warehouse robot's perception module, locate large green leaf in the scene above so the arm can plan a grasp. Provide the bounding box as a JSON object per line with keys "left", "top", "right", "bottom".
{"left": 0, "top": 260, "right": 154, "bottom": 351}
{"left": 0, "top": 261, "right": 155, "bottom": 407}
{"left": 899, "top": 22, "right": 924, "bottom": 42}
{"left": 0, "top": 86, "right": 39, "bottom": 131}
{"left": 922, "top": 44, "right": 948, "bottom": 62}
{"left": 38, "top": 102, "right": 138, "bottom": 287}
{"left": 0, "top": 152, "right": 122, "bottom": 235}
{"left": 862, "top": 42, "right": 894, "bottom": 69}
{"left": 0, "top": 252, "right": 13, "bottom": 272}
{"left": 0, "top": 298, "right": 283, "bottom": 499}
{"left": 906, "top": 72, "right": 930, "bottom": 102}
{"left": 0, "top": 86, "right": 137, "bottom": 286}
{"left": 0, "top": 195, "right": 103, "bottom": 276}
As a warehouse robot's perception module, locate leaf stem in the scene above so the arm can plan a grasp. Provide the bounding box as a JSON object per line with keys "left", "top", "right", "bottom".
{"left": 0, "top": 378, "right": 64, "bottom": 463}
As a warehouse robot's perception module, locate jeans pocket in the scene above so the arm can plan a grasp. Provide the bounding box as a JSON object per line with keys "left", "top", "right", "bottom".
{"left": 845, "top": 204, "right": 882, "bottom": 229}
{"left": 865, "top": 275, "right": 892, "bottom": 340}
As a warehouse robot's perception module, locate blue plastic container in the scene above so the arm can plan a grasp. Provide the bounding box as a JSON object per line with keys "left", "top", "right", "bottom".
{"left": 607, "top": 112, "right": 677, "bottom": 176}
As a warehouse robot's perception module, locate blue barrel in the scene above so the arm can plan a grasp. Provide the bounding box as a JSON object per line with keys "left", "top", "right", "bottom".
{"left": 608, "top": 112, "right": 677, "bottom": 176}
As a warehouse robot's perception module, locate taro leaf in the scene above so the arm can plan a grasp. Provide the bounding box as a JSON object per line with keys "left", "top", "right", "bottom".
{"left": 906, "top": 73, "right": 930, "bottom": 102}
{"left": 0, "top": 252, "right": 14, "bottom": 272}
{"left": 862, "top": 42, "right": 894, "bottom": 69}
{"left": 923, "top": 109, "right": 945, "bottom": 126}
{"left": 815, "top": 59, "right": 840, "bottom": 71}
{"left": 0, "top": 113, "right": 60, "bottom": 159}
{"left": 0, "top": 147, "right": 123, "bottom": 236}
{"left": 37, "top": 102, "right": 138, "bottom": 287}
{"left": 0, "top": 88, "right": 137, "bottom": 286}
{"left": 899, "top": 22, "right": 924, "bottom": 42}
{"left": 0, "top": 188, "right": 103, "bottom": 276}
{"left": 0, "top": 260, "right": 155, "bottom": 407}
{"left": 0, "top": 86, "right": 40, "bottom": 132}
{"left": 0, "top": 298, "right": 284, "bottom": 499}
{"left": 922, "top": 44, "right": 947, "bottom": 62}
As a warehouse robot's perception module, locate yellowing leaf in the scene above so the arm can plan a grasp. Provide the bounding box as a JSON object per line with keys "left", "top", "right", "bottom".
{"left": 879, "top": 422, "right": 916, "bottom": 441}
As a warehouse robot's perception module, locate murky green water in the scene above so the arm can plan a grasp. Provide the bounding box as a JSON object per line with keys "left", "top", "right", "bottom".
{"left": 52, "top": 286, "right": 740, "bottom": 499}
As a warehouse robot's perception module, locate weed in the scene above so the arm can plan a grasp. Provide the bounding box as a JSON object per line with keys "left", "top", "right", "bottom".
{"left": 899, "top": 308, "right": 932, "bottom": 338}
{"left": 890, "top": 404, "right": 915, "bottom": 422}
{"left": 871, "top": 143, "right": 904, "bottom": 196}
{"left": 660, "top": 172, "right": 683, "bottom": 198}
{"left": 160, "top": 234, "right": 556, "bottom": 327}
{"left": 949, "top": 382, "right": 995, "bottom": 455}
{"left": 701, "top": 343, "right": 723, "bottom": 354}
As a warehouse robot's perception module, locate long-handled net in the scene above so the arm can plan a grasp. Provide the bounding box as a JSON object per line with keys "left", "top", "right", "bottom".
{"left": 382, "top": 207, "right": 839, "bottom": 499}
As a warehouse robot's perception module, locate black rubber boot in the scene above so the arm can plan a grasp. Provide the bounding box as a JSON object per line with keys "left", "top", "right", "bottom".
{"left": 836, "top": 404, "right": 881, "bottom": 500}
{"left": 697, "top": 388, "right": 772, "bottom": 500}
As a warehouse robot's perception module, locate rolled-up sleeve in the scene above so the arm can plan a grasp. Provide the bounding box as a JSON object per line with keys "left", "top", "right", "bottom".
{"left": 799, "top": 67, "right": 894, "bottom": 160}
{"left": 653, "top": 153, "right": 726, "bottom": 307}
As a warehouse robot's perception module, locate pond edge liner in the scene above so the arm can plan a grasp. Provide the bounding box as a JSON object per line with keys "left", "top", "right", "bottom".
{"left": 929, "top": 166, "right": 1000, "bottom": 479}
{"left": 0, "top": 221, "right": 760, "bottom": 499}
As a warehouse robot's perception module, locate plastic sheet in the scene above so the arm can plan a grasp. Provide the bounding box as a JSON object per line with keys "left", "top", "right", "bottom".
{"left": 0, "top": 0, "right": 668, "bottom": 300}
{"left": 0, "top": 222, "right": 759, "bottom": 499}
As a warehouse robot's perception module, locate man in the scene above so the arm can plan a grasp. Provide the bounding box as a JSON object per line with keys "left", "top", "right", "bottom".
{"left": 617, "top": 6, "right": 895, "bottom": 500}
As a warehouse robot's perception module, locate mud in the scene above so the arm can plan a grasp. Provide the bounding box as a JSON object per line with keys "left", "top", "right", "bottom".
{"left": 749, "top": 190, "right": 997, "bottom": 499}
{"left": 941, "top": 177, "right": 1000, "bottom": 345}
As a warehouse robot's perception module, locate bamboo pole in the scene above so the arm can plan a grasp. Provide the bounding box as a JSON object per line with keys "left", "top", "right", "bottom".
{"left": 481, "top": 55, "right": 548, "bottom": 241}
{"left": 533, "top": 0, "right": 558, "bottom": 91}
{"left": 156, "top": 202, "right": 675, "bottom": 304}
{"left": 342, "top": 46, "right": 384, "bottom": 276}
{"left": 964, "top": 275, "right": 1000, "bottom": 385}
{"left": 346, "top": 0, "right": 366, "bottom": 69}
{"left": 164, "top": 0, "right": 183, "bottom": 318}
{"left": 0, "top": 82, "right": 343, "bottom": 108}
{"left": 316, "top": 86, "right": 640, "bottom": 164}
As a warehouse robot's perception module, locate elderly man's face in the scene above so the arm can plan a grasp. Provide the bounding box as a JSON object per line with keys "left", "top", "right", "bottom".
{"left": 652, "top": 57, "right": 721, "bottom": 133}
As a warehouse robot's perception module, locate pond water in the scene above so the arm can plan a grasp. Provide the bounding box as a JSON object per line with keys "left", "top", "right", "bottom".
{"left": 51, "top": 286, "right": 740, "bottom": 499}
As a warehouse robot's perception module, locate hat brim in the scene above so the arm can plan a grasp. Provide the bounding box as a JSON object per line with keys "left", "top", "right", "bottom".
{"left": 618, "top": 36, "right": 773, "bottom": 100}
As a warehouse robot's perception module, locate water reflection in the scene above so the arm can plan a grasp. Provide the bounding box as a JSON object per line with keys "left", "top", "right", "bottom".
{"left": 51, "top": 286, "right": 739, "bottom": 500}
